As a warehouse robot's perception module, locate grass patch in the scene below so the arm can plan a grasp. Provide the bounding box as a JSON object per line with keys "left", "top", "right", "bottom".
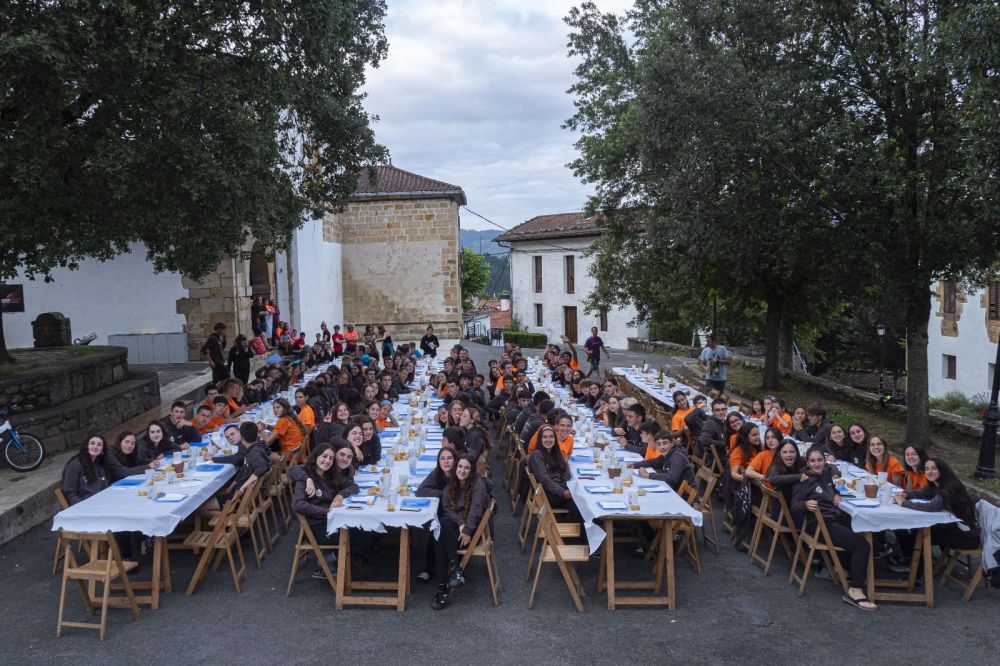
{"left": 0, "top": 362, "right": 40, "bottom": 376}
{"left": 929, "top": 391, "right": 988, "bottom": 421}
{"left": 66, "top": 346, "right": 99, "bottom": 356}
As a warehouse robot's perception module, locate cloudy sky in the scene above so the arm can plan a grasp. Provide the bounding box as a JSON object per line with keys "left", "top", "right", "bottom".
{"left": 362, "top": 0, "right": 632, "bottom": 232}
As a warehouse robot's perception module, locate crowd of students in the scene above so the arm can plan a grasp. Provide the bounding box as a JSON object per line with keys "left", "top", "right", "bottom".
{"left": 60, "top": 324, "right": 988, "bottom": 613}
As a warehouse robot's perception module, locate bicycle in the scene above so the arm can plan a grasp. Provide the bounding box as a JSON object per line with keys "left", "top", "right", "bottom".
{"left": 0, "top": 411, "right": 46, "bottom": 472}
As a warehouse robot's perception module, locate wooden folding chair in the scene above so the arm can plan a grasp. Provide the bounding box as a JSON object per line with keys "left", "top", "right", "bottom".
{"left": 509, "top": 442, "right": 527, "bottom": 515}
{"left": 519, "top": 470, "right": 570, "bottom": 550}
{"left": 52, "top": 489, "right": 74, "bottom": 574}
{"left": 694, "top": 467, "right": 721, "bottom": 553}
{"left": 527, "top": 493, "right": 590, "bottom": 612}
{"left": 56, "top": 530, "right": 141, "bottom": 640}
{"left": 458, "top": 500, "right": 501, "bottom": 606}
{"left": 748, "top": 485, "right": 799, "bottom": 575}
{"left": 286, "top": 513, "right": 339, "bottom": 597}
{"left": 267, "top": 455, "right": 292, "bottom": 531}
{"left": 524, "top": 485, "right": 580, "bottom": 580}
{"left": 183, "top": 490, "right": 248, "bottom": 595}
{"left": 936, "top": 547, "right": 987, "bottom": 602}
{"left": 210, "top": 475, "right": 267, "bottom": 567}
{"left": 788, "top": 507, "right": 849, "bottom": 596}
{"left": 257, "top": 465, "right": 282, "bottom": 551}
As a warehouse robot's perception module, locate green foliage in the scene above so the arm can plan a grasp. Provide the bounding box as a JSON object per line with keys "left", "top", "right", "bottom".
{"left": 508, "top": 314, "right": 525, "bottom": 333}
{"left": 503, "top": 331, "right": 548, "bottom": 350}
{"left": 0, "top": 1, "right": 389, "bottom": 359}
{"left": 929, "top": 392, "right": 989, "bottom": 421}
{"left": 460, "top": 248, "right": 490, "bottom": 311}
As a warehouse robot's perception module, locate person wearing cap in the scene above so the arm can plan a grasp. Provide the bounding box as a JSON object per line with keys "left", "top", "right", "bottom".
{"left": 375, "top": 400, "right": 397, "bottom": 430}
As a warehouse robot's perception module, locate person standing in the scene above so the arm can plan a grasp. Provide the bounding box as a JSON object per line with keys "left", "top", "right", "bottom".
{"left": 582, "top": 326, "right": 610, "bottom": 378}
{"left": 332, "top": 324, "right": 345, "bottom": 358}
{"left": 267, "top": 299, "right": 279, "bottom": 344}
{"left": 227, "top": 334, "right": 255, "bottom": 385}
{"left": 420, "top": 325, "right": 440, "bottom": 358}
{"left": 202, "top": 322, "right": 230, "bottom": 384}
{"left": 698, "top": 333, "right": 732, "bottom": 393}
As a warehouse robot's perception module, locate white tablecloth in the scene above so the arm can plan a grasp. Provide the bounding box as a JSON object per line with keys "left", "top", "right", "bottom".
{"left": 51, "top": 464, "right": 236, "bottom": 537}
{"left": 326, "top": 457, "right": 440, "bottom": 538}
{"left": 834, "top": 464, "right": 960, "bottom": 533}
{"left": 565, "top": 448, "right": 703, "bottom": 554}
{"left": 611, "top": 367, "right": 702, "bottom": 408}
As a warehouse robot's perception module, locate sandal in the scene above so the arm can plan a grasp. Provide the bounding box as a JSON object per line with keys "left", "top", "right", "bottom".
{"left": 842, "top": 592, "right": 877, "bottom": 611}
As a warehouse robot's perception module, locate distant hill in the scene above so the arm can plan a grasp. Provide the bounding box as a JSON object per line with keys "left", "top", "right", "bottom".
{"left": 460, "top": 228, "right": 510, "bottom": 295}
{"left": 460, "top": 228, "right": 503, "bottom": 256}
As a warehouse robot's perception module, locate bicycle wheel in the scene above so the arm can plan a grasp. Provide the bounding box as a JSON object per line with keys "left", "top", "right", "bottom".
{"left": 3, "top": 432, "right": 46, "bottom": 472}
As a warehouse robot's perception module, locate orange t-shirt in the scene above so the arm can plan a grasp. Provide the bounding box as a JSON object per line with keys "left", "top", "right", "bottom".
{"left": 904, "top": 469, "right": 927, "bottom": 490}
{"left": 527, "top": 432, "right": 573, "bottom": 459}
{"left": 344, "top": 331, "right": 359, "bottom": 345}
{"left": 298, "top": 405, "right": 316, "bottom": 429}
{"left": 569, "top": 358, "right": 580, "bottom": 372}
{"left": 273, "top": 416, "right": 306, "bottom": 453}
{"left": 643, "top": 442, "right": 660, "bottom": 461}
{"left": 748, "top": 449, "right": 776, "bottom": 488}
{"left": 198, "top": 415, "right": 227, "bottom": 435}
{"left": 727, "top": 432, "right": 738, "bottom": 450}
{"left": 769, "top": 411, "right": 792, "bottom": 436}
{"left": 226, "top": 397, "right": 242, "bottom": 417}
{"left": 375, "top": 417, "right": 391, "bottom": 430}
{"left": 670, "top": 406, "right": 693, "bottom": 434}
{"left": 730, "top": 445, "right": 756, "bottom": 471}
{"left": 867, "top": 456, "right": 905, "bottom": 484}
{"left": 496, "top": 375, "right": 505, "bottom": 391}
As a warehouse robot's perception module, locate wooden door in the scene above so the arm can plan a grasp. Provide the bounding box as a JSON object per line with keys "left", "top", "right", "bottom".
{"left": 563, "top": 306, "right": 578, "bottom": 343}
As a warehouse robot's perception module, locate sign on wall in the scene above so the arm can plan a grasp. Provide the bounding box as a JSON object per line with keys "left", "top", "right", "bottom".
{"left": 1, "top": 284, "right": 25, "bottom": 313}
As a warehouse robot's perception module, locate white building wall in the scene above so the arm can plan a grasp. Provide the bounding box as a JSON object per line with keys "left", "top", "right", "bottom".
{"left": 927, "top": 282, "right": 998, "bottom": 399}
{"left": 288, "top": 216, "right": 343, "bottom": 337}
{"left": 508, "top": 237, "right": 640, "bottom": 349}
{"left": 3, "top": 243, "right": 186, "bottom": 349}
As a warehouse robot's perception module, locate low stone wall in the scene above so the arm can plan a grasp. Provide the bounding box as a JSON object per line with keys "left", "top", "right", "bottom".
{"left": 627, "top": 338, "right": 697, "bottom": 357}
{"left": 0, "top": 346, "right": 129, "bottom": 414}
{"left": 10, "top": 371, "right": 161, "bottom": 455}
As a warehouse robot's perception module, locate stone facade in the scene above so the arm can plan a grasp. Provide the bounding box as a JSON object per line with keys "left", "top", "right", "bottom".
{"left": 0, "top": 347, "right": 129, "bottom": 414}
{"left": 326, "top": 198, "right": 462, "bottom": 340}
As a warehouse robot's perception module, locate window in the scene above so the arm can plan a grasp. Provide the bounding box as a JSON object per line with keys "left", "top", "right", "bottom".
{"left": 533, "top": 256, "right": 542, "bottom": 293}
{"left": 989, "top": 282, "right": 1000, "bottom": 321}
{"left": 599, "top": 307, "right": 608, "bottom": 332}
{"left": 565, "top": 255, "right": 575, "bottom": 294}
{"left": 943, "top": 354, "right": 957, "bottom": 380}
{"left": 942, "top": 281, "right": 957, "bottom": 314}
{"left": 534, "top": 303, "right": 543, "bottom": 327}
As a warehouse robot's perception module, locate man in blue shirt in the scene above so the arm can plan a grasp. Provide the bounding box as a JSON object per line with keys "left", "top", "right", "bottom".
{"left": 699, "top": 333, "right": 732, "bottom": 393}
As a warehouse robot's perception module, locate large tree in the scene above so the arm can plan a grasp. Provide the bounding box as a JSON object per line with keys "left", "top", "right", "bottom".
{"left": 567, "top": 0, "right": 845, "bottom": 389}
{"left": 460, "top": 248, "right": 490, "bottom": 312}
{"left": 800, "top": 1, "right": 1000, "bottom": 445}
{"left": 0, "top": 0, "right": 389, "bottom": 361}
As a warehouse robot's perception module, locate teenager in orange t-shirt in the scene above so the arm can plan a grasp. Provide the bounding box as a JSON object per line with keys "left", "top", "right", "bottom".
{"left": 729, "top": 422, "right": 761, "bottom": 482}
{"left": 901, "top": 444, "right": 928, "bottom": 490}
{"left": 264, "top": 398, "right": 308, "bottom": 456}
{"left": 865, "top": 435, "right": 904, "bottom": 486}
{"left": 767, "top": 398, "right": 793, "bottom": 436}
{"left": 744, "top": 427, "right": 784, "bottom": 489}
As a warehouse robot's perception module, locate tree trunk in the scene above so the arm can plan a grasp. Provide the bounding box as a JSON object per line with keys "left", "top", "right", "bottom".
{"left": 904, "top": 290, "right": 932, "bottom": 447}
{"left": 778, "top": 313, "right": 794, "bottom": 370}
{"left": 762, "top": 295, "right": 783, "bottom": 389}
{"left": 0, "top": 303, "right": 16, "bottom": 364}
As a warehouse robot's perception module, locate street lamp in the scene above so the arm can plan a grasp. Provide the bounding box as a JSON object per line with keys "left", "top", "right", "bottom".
{"left": 973, "top": 340, "right": 1000, "bottom": 480}
{"left": 876, "top": 322, "right": 887, "bottom": 396}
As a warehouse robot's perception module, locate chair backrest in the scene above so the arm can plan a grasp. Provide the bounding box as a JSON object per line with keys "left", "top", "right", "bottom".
{"left": 54, "top": 488, "right": 69, "bottom": 510}
{"left": 464, "top": 499, "right": 496, "bottom": 552}
{"left": 535, "top": 495, "right": 569, "bottom": 550}
{"left": 212, "top": 488, "right": 244, "bottom": 540}
{"left": 59, "top": 529, "right": 124, "bottom": 573}
{"left": 678, "top": 480, "right": 698, "bottom": 506}
{"left": 695, "top": 467, "right": 718, "bottom": 511}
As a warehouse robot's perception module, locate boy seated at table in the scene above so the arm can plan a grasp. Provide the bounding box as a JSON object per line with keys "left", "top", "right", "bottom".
{"left": 199, "top": 423, "right": 271, "bottom": 520}
{"left": 630, "top": 431, "right": 695, "bottom": 492}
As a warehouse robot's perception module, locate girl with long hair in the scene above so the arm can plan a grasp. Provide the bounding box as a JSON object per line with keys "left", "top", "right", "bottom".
{"left": 106, "top": 431, "right": 158, "bottom": 481}
{"left": 433, "top": 455, "right": 489, "bottom": 610}
{"left": 415, "top": 447, "right": 457, "bottom": 583}
{"left": 729, "top": 421, "right": 761, "bottom": 483}
{"left": 865, "top": 435, "right": 904, "bottom": 486}
{"left": 894, "top": 457, "right": 980, "bottom": 553}
{"left": 264, "top": 398, "right": 309, "bottom": 457}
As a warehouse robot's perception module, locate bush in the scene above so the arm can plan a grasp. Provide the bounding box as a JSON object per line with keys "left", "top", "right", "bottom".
{"left": 503, "top": 330, "right": 548, "bottom": 350}
{"left": 929, "top": 391, "right": 989, "bottom": 420}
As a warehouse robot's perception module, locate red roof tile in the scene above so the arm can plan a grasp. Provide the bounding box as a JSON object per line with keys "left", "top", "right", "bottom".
{"left": 490, "top": 310, "right": 512, "bottom": 329}
{"left": 353, "top": 165, "right": 467, "bottom": 204}
{"left": 495, "top": 211, "right": 603, "bottom": 242}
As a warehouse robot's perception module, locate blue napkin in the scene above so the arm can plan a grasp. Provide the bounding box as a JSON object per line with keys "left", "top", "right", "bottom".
{"left": 195, "top": 463, "right": 225, "bottom": 472}
{"left": 400, "top": 497, "right": 432, "bottom": 509}
{"left": 418, "top": 453, "right": 438, "bottom": 462}
{"left": 112, "top": 477, "right": 144, "bottom": 488}
{"left": 569, "top": 455, "right": 594, "bottom": 463}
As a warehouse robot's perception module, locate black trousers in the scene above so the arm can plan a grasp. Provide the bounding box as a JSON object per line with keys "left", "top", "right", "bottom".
{"left": 898, "top": 523, "right": 980, "bottom": 557}
{"left": 435, "top": 517, "right": 462, "bottom": 581}
{"left": 813, "top": 519, "right": 870, "bottom": 588}
{"left": 212, "top": 365, "right": 231, "bottom": 384}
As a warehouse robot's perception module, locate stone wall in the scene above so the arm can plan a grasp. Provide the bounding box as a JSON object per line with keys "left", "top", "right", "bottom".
{"left": 176, "top": 255, "right": 256, "bottom": 361}
{"left": 10, "top": 371, "right": 161, "bottom": 455}
{"left": 328, "top": 197, "right": 462, "bottom": 340}
{"left": 0, "top": 347, "right": 129, "bottom": 414}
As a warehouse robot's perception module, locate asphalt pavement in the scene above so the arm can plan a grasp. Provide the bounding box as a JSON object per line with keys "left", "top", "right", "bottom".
{"left": 2, "top": 341, "right": 996, "bottom": 665}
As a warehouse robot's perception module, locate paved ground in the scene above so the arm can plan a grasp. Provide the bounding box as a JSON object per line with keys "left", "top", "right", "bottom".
{"left": 2, "top": 341, "right": 996, "bottom": 664}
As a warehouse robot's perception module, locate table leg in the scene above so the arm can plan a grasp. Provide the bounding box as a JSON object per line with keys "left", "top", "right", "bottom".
{"left": 151, "top": 537, "right": 163, "bottom": 610}
{"left": 335, "top": 528, "right": 350, "bottom": 611}
{"left": 665, "top": 521, "right": 676, "bottom": 611}
{"left": 921, "top": 528, "right": 934, "bottom": 608}
{"left": 396, "top": 528, "right": 409, "bottom": 612}
{"left": 596, "top": 539, "right": 607, "bottom": 594}
{"left": 160, "top": 539, "right": 172, "bottom": 594}
{"left": 606, "top": 519, "right": 616, "bottom": 611}
{"left": 653, "top": 522, "right": 665, "bottom": 594}
{"left": 865, "top": 532, "right": 875, "bottom": 603}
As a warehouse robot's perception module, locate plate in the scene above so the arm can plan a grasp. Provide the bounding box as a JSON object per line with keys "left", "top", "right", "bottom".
{"left": 845, "top": 499, "right": 879, "bottom": 508}
{"left": 585, "top": 486, "right": 613, "bottom": 494}
{"left": 638, "top": 484, "right": 669, "bottom": 493}
{"left": 597, "top": 500, "right": 629, "bottom": 511}
{"left": 154, "top": 493, "right": 188, "bottom": 502}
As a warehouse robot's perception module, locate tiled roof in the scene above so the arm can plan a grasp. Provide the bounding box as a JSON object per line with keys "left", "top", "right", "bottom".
{"left": 495, "top": 211, "right": 602, "bottom": 242}
{"left": 490, "top": 310, "right": 512, "bottom": 329}
{"left": 353, "top": 165, "right": 467, "bottom": 205}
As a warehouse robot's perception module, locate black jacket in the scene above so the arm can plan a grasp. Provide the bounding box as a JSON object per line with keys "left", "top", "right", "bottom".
{"left": 104, "top": 447, "right": 147, "bottom": 481}
{"left": 464, "top": 426, "right": 487, "bottom": 459}
{"left": 139, "top": 436, "right": 181, "bottom": 463}
{"left": 633, "top": 446, "right": 694, "bottom": 491}
{"left": 228, "top": 441, "right": 272, "bottom": 491}
{"left": 161, "top": 418, "right": 202, "bottom": 450}
{"left": 289, "top": 464, "right": 359, "bottom": 523}
{"left": 520, "top": 412, "right": 545, "bottom": 444}
{"left": 766, "top": 466, "right": 803, "bottom": 509}
{"left": 684, "top": 408, "right": 708, "bottom": 442}
{"left": 443, "top": 477, "right": 489, "bottom": 536}
{"left": 527, "top": 450, "right": 572, "bottom": 499}
{"left": 699, "top": 417, "right": 726, "bottom": 451}
{"left": 358, "top": 436, "right": 381, "bottom": 467}
{"left": 792, "top": 464, "right": 843, "bottom": 524}
{"left": 803, "top": 418, "right": 834, "bottom": 445}
{"left": 62, "top": 456, "right": 109, "bottom": 505}
{"left": 416, "top": 468, "right": 451, "bottom": 500}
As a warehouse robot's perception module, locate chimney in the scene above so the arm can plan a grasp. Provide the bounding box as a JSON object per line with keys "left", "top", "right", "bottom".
{"left": 499, "top": 292, "right": 510, "bottom": 311}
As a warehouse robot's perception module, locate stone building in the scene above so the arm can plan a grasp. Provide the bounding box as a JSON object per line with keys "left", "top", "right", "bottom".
{"left": 497, "top": 212, "right": 645, "bottom": 349}
{"left": 926, "top": 280, "right": 1000, "bottom": 399}
{"left": 3, "top": 165, "right": 465, "bottom": 361}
